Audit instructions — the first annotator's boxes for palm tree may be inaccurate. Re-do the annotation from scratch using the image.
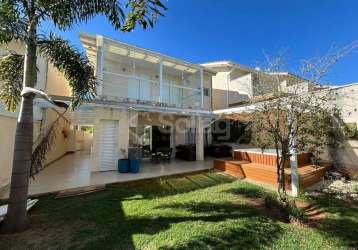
[0,0,166,233]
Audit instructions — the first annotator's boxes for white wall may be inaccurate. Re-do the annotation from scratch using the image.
[329,84,358,177]
[229,71,253,103]
[212,71,230,110]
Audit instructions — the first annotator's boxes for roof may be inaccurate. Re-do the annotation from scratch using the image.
[202,60,306,82]
[80,33,216,75]
[201,60,261,74]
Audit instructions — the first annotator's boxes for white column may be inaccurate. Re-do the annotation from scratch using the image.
[96,35,104,97]
[226,71,230,108]
[200,68,204,108]
[288,112,299,197]
[196,116,204,161]
[159,59,163,103]
[171,126,176,154]
[118,110,130,159]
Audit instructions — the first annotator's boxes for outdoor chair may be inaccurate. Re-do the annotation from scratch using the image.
[151,150,162,163]
[161,148,173,161]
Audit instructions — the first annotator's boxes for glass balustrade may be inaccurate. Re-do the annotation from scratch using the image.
[102,72,202,108]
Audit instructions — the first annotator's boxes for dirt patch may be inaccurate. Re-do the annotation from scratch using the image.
[295,200,327,227]
[243,197,327,227]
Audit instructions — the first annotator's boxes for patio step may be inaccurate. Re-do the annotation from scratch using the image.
[55,185,106,198]
[185,174,218,188]
[163,173,235,193]
[166,177,200,192]
[203,172,237,183]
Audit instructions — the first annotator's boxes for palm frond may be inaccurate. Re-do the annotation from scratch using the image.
[31,109,68,177]
[36,0,166,32]
[122,0,167,31]
[0,52,24,111]
[38,34,97,108]
[37,0,125,30]
[0,0,28,43]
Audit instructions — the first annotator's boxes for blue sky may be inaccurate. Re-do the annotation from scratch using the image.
[42,0,358,84]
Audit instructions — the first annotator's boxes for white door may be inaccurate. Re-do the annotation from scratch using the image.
[100,120,119,171]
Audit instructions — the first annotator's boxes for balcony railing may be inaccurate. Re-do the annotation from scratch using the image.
[102,72,201,108]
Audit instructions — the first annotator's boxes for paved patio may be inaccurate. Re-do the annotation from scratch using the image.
[1,151,213,198]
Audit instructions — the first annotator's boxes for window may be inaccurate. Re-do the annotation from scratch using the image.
[204,88,210,97]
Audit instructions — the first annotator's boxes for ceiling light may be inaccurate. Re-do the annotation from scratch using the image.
[129,50,146,59]
[107,45,128,56]
[163,61,175,67]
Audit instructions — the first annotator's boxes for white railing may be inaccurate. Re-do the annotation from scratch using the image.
[102,71,202,108]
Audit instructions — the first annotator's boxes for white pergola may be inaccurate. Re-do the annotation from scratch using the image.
[80,33,211,109]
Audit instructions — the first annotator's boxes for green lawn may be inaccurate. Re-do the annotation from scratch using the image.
[0,172,357,250]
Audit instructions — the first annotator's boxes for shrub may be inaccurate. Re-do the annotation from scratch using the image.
[264,194,305,223]
[264,194,278,209]
[287,202,305,222]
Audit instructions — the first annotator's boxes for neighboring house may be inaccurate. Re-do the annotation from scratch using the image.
[202,61,311,110]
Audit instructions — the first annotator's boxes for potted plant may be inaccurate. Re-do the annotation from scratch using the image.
[128,147,142,173]
[118,148,129,173]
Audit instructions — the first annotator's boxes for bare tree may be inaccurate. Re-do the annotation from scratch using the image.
[248,43,357,203]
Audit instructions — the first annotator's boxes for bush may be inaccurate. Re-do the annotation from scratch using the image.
[287,202,305,222]
[264,194,278,209]
[344,123,357,139]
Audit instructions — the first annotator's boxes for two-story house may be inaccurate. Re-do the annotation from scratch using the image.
[76,33,215,171]
[0,34,215,193]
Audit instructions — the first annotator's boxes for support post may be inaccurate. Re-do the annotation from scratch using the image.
[288,112,299,197]
[96,35,104,97]
[200,68,204,108]
[159,59,163,103]
[195,116,204,161]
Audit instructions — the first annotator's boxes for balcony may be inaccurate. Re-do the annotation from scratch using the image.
[79,34,208,110]
[102,72,202,108]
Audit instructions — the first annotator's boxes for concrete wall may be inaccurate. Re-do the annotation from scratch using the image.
[328,84,358,177]
[212,71,230,110]
[46,64,72,97]
[42,109,72,164]
[0,41,48,91]
[0,115,42,191]
[0,116,17,190]
[229,71,253,101]
[211,69,253,110]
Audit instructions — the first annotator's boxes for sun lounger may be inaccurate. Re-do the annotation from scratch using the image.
[0,199,38,222]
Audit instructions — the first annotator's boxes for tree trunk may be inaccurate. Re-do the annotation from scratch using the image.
[276,145,287,203]
[1,21,37,233]
[277,149,287,203]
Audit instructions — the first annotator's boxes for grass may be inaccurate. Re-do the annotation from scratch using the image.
[0,172,357,250]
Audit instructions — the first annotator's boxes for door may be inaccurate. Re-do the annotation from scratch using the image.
[100,120,119,171]
[152,126,171,150]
